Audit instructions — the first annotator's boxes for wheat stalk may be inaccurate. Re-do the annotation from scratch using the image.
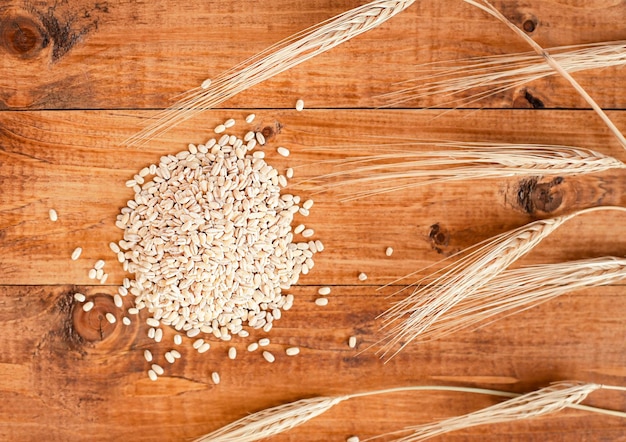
[464,0,626,151]
[195,383,626,442]
[125,0,415,146]
[377,206,626,359]
[301,141,625,201]
[377,41,626,108]
[372,382,614,441]
[417,256,626,341]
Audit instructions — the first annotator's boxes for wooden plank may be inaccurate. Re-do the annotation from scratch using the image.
[1,0,626,439]
[0,283,624,441]
[1,109,625,286]
[0,1,625,110]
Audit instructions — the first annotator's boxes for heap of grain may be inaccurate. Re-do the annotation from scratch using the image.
[115,127,319,341]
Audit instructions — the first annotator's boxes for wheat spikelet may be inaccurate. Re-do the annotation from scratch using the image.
[377,41,626,108]
[194,395,349,442]
[303,142,625,201]
[419,256,626,341]
[376,382,602,441]
[464,0,626,151]
[377,206,626,359]
[125,0,415,146]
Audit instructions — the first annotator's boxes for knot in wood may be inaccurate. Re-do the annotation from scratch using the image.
[72,294,119,342]
[0,15,47,58]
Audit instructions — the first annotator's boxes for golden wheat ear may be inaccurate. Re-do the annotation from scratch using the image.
[193,395,349,442]
[377,206,626,359]
[369,382,608,442]
[376,41,626,108]
[302,142,625,201]
[124,0,416,146]
[418,256,626,341]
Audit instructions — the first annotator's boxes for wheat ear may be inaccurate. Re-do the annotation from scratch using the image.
[125,0,415,146]
[417,256,626,341]
[372,382,607,441]
[464,0,626,151]
[195,383,626,442]
[377,206,626,359]
[194,395,349,442]
[377,41,626,108]
[302,141,625,201]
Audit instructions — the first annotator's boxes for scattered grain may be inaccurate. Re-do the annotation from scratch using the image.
[154,328,163,342]
[285,347,300,356]
[114,294,123,308]
[294,224,305,234]
[99,273,108,284]
[88,269,97,279]
[94,259,105,270]
[73,293,86,302]
[48,209,58,222]
[302,229,314,238]
[148,369,158,381]
[211,372,221,384]
[214,124,226,134]
[255,131,266,145]
[148,328,156,339]
[262,351,275,363]
[247,343,259,352]
[258,338,270,347]
[286,167,294,179]
[277,146,290,157]
[170,350,181,359]
[109,242,121,254]
[228,347,237,360]
[82,301,94,312]
[144,349,153,362]
[318,287,331,295]
[224,118,236,128]
[198,342,211,353]
[303,199,314,210]
[193,338,205,350]
[71,247,82,261]
[151,364,164,376]
[164,352,175,364]
[122,317,131,325]
[174,334,182,345]
[295,99,305,111]
[315,297,329,306]
[347,436,360,442]
[358,272,368,281]
[385,247,394,257]
[348,336,357,349]
[245,113,255,123]
[186,328,201,338]
[201,78,212,89]
[146,318,160,327]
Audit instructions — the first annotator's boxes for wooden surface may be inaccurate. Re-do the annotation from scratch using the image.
[1,1,625,441]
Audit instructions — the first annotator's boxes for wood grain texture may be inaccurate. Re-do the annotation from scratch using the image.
[1,0,626,441]
[0,0,624,110]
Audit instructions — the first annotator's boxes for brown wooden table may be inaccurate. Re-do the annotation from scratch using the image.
[1,1,625,440]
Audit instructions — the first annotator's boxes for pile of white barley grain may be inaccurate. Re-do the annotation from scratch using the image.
[114,119,321,343]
